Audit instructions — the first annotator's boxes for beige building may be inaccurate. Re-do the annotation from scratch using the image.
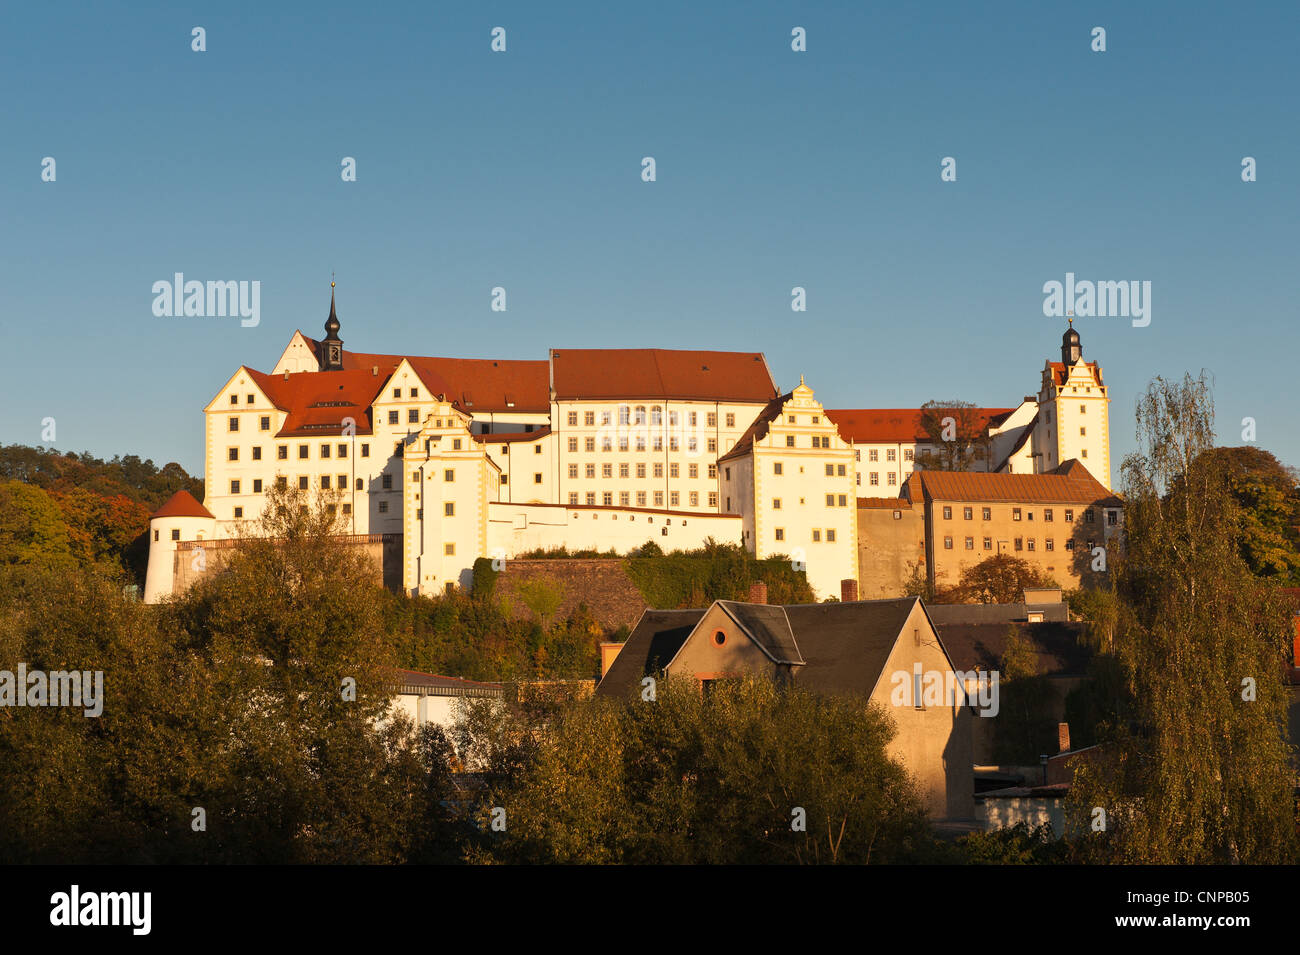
[717,379,859,599]
[596,595,976,821]
[903,460,1124,594]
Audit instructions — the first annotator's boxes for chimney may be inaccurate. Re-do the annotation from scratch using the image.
[1058,722,1071,753]
[372,365,379,376]
[748,581,767,605]
[841,578,858,602]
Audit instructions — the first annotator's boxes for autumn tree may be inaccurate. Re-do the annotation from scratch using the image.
[955,554,1058,604]
[916,400,991,472]
[1066,372,1297,863]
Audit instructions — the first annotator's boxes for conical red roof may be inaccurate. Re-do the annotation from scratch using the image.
[151,490,214,520]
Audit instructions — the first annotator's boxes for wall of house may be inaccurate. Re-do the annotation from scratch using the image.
[171,534,395,594]
[976,795,1065,834]
[487,502,742,558]
[856,503,925,598]
[666,603,788,684]
[869,601,975,821]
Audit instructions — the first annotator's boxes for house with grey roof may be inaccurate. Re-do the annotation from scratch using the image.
[597,595,976,821]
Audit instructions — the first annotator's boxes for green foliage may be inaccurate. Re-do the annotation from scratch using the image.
[993,627,1058,763]
[955,822,1068,864]
[1066,372,1298,864]
[1200,446,1300,583]
[624,539,815,608]
[955,554,1058,604]
[466,677,932,864]
[0,481,77,571]
[471,556,499,599]
[914,400,990,472]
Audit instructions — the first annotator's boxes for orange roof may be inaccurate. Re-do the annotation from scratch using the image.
[151,490,214,520]
[718,393,791,463]
[477,427,551,443]
[1046,361,1100,387]
[248,367,388,437]
[909,460,1121,506]
[826,408,1015,444]
[550,348,777,403]
[300,335,550,414]
[857,496,912,509]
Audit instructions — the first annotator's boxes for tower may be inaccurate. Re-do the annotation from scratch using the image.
[1036,320,1111,488]
[1061,317,1082,365]
[322,280,344,371]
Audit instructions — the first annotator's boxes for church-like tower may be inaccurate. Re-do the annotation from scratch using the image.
[1035,320,1111,487]
[321,281,344,371]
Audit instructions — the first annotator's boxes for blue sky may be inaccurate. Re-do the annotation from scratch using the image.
[4,0,1296,479]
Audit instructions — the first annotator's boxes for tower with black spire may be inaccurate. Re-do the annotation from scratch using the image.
[1061,317,1082,366]
[322,280,344,371]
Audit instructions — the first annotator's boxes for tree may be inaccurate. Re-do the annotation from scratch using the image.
[1066,372,1297,864]
[916,400,990,472]
[1199,446,1300,583]
[0,481,76,570]
[956,554,1057,604]
[993,627,1057,763]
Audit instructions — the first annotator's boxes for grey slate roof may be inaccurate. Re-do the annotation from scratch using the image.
[597,609,705,699]
[716,601,804,665]
[926,601,1070,626]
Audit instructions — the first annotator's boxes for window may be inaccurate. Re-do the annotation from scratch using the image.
[500,474,509,485]
[942,506,952,519]
[1082,449,1089,459]
[382,474,392,490]
[725,413,735,427]
[654,463,664,479]
[637,491,647,506]
[445,469,455,482]
[812,530,821,542]
[584,411,595,426]
[355,478,363,490]
[855,450,861,461]
[277,445,288,460]
[228,447,238,462]
[258,415,271,432]
[253,479,263,493]
[707,438,716,453]
[338,474,346,489]
[869,449,879,462]
[321,475,331,489]
[1027,538,1036,552]
[603,463,613,479]
[534,473,542,484]
[1065,539,1075,550]
[618,405,630,425]
[983,537,992,550]
[1044,508,1053,522]
[408,409,420,424]
[585,437,596,452]
[669,491,679,507]
[1080,426,1086,436]
[361,444,369,458]
[689,491,699,507]
[604,492,614,506]
[1012,508,1022,521]
[1108,510,1118,526]
[887,473,897,486]
[688,464,698,479]
[621,491,631,506]
[773,498,782,510]
[620,437,630,452]
[321,444,331,459]
[569,492,579,505]
[775,462,784,475]
[870,473,879,486]
[567,411,578,427]
[1014,537,1023,551]
[964,536,974,550]
[904,448,914,461]
[962,506,972,520]
[1046,538,1055,551]
[636,436,647,452]
[299,445,309,459]
[826,494,835,507]
[299,476,309,490]
[775,528,785,541]
[230,479,241,494]
[838,494,847,506]
[276,477,287,489]
[444,502,455,517]
[1065,509,1075,522]
[1085,508,1096,523]
[670,463,679,479]
[337,443,348,459]
[392,388,401,399]
[944,536,953,550]
[388,410,399,425]
[887,449,896,462]
[568,437,579,453]
[228,416,239,432]
[651,407,662,425]
[707,412,717,427]
[786,435,795,447]
[229,394,238,406]
[708,491,717,507]
[637,463,647,479]
[827,529,836,542]
[378,500,389,514]
[444,543,456,556]
[586,492,596,505]
[171,528,181,541]
[568,464,579,479]
[826,464,834,477]
[603,437,613,452]
[837,464,846,476]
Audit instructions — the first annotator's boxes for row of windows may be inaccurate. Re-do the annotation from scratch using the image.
[564,490,721,508]
[226,441,372,461]
[771,495,850,509]
[853,448,911,463]
[771,528,838,543]
[564,408,739,428]
[939,505,1114,525]
[865,472,899,487]
[562,462,718,480]
[942,536,1095,552]
[563,435,721,453]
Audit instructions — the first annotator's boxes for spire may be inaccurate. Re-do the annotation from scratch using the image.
[321,278,344,371]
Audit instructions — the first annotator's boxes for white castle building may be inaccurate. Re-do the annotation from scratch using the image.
[145,288,1110,604]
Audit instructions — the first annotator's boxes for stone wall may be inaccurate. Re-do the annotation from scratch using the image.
[173,534,401,594]
[492,558,648,633]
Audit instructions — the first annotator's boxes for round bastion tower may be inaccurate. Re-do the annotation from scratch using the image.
[143,490,217,603]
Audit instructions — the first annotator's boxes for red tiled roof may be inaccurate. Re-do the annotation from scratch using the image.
[477,427,551,443]
[300,335,550,414]
[151,490,214,520]
[911,459,1122,506]
[1046,361,1100,387]
[550,348,777,403]
[826,408,1016,444]
[857,497,911,509]
[248,367,388,437]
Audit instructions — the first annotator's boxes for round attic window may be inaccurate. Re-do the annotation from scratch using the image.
[713,631,726,647]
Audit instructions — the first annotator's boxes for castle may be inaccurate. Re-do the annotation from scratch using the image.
[144,288,1117,604]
